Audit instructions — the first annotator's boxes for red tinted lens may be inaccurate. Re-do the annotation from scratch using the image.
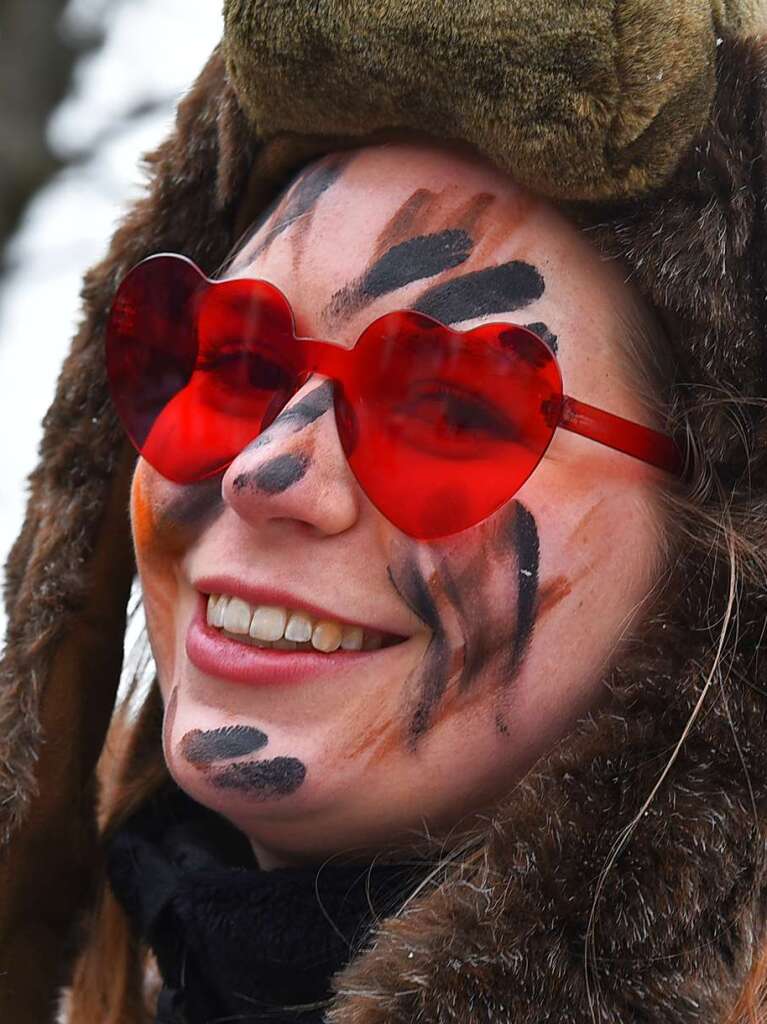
[342,312,562,538]
[106,255,302,482]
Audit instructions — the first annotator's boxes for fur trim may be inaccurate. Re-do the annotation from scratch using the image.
[223,0,761,201]
[327,547,767,1021]
[579,36,767,442]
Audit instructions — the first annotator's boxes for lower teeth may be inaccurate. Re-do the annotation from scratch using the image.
[217,628,374,653]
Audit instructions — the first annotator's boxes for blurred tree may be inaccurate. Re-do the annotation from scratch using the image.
[0,0,102,270]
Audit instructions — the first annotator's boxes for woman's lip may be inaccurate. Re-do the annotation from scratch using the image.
[186,592,411,687]
[192,573,410,640]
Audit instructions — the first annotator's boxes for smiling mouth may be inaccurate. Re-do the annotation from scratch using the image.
[204,592,408,655]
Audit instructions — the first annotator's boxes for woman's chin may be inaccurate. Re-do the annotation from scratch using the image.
[165,736,317,822]
[165,759,375,868]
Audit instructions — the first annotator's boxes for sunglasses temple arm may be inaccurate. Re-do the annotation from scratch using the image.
[558,396,685,475]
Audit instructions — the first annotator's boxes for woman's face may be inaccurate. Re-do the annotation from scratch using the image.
[131,141,666,868]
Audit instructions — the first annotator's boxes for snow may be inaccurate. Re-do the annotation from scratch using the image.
[0,0,223,645]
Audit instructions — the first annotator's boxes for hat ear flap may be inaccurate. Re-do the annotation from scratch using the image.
[0,47,261,1024]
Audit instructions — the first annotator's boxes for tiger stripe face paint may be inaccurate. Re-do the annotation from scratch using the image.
[134,140,666,869]
[179,724,307,800]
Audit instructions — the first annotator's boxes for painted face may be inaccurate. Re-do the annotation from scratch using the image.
[131,140,666,869]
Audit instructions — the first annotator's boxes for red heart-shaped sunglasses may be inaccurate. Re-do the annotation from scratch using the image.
[105,253,683,540]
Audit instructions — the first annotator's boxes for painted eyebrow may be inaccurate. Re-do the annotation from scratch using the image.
[360,230,473,299]
[324,229,474,323]
[411,261,545,325]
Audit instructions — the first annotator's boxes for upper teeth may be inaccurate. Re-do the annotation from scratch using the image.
[206,594,385,653]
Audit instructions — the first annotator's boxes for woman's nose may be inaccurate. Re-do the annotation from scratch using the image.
[221,375,360,536]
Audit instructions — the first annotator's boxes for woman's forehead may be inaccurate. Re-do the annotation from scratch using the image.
[236,141,538,258]
[228,144,568,338]
[226,150,649,415]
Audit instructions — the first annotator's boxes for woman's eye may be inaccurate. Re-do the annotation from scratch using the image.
[406,385,519,441]
[388,383,521,459]
[197,347,295,391]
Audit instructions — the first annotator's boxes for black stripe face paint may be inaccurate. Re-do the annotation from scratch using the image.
[508,504,540,675]
[525,321,558,354]
[387,560,451,745]
[413,261,545,324]
[244,380,334,453]
[325,229,474,322]
[364,231,474,296]
[233,452,310,495]
[206,759,307,798]
[244,154,352,263]
[151,476,225,541]
[436,549,504,696]
[131,468,226,632]
[180,726,268,766]
[387,501,540,747]
[178,722,307,800]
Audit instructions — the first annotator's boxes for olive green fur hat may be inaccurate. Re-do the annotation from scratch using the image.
[1,2,767,1021]
[225,0,762,201]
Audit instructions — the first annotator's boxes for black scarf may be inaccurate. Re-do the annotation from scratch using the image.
[106,784,426,1024]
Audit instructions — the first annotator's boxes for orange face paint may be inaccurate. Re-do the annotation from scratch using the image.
[130,461,157,554]
[131,464,226,688]
[536,576,573,618]
[130,464,182,682]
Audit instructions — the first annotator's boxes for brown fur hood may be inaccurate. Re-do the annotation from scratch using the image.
[2,2,767,1021]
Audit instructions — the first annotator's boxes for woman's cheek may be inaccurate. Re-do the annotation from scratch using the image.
[131,461,227,686]
[513,482,662,732]
[336,500,542,772]
[129,464,184,685]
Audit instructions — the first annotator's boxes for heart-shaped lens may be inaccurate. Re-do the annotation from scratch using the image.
[107,256,565,539]
[106,254,204,457]
[106,256,303,482]
[343,312,562,538]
